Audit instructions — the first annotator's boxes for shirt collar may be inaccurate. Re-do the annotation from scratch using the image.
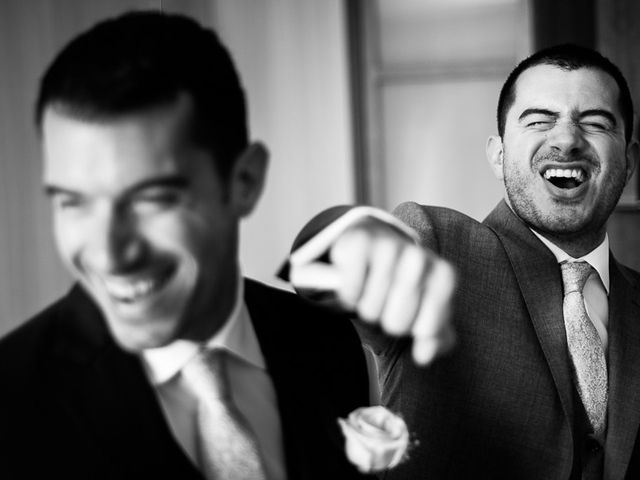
[530,230,610,294]
[140,272,267,385]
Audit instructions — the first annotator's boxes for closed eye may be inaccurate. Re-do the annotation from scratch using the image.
[56,194,85,209]
[130,188,185,212]
[519,108,557,130]
[125,176,189,213]
[579,109,616,132]
[579,118,613,133]
[45,187,86,211]
[525,119,555,131]
[581,122,607,131]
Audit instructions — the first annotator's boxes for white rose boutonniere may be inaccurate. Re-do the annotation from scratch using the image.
[338,405,410,473]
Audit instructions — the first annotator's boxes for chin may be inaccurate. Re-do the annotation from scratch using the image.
[108,317,180,352]
[537,215,596,239]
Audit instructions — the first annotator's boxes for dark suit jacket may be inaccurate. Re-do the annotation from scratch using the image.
[292,200,640,479]
[0,278,371,479]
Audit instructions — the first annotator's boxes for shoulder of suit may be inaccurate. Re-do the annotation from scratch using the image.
[244,277,351,322]
[0,291,68,387]
[0,285,105,370]
[243,277,361,349]
[614,260,640,289]
[0,291,67,352]
[392,201,484,229]
[391,201,489,250]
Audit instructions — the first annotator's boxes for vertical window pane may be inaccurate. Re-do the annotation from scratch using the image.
[381,80,503,219]
[377,0,530,66]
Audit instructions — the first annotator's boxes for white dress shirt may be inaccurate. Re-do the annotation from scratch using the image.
[531,231,610,353]
[141,276,286,480]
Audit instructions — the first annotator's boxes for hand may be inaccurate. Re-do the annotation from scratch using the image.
[290,218,456,365]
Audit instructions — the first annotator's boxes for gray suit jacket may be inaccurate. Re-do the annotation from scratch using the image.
[292,200,640,479]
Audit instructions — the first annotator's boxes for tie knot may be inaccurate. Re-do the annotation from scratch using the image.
[182,349,230,401]
[561,261,594,294]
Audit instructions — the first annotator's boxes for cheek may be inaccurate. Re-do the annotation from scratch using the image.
[596,145,628,179]
[53,216,83,267]
[504,134,546,161]
[140,213,226,262]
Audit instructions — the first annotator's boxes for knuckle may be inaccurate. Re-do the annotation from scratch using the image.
[331,229,368,262]
[357,300,380,323]
[380,312,407,335]
[373,235,401,261]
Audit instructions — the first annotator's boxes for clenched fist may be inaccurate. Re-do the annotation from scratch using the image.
[290,217,456,365]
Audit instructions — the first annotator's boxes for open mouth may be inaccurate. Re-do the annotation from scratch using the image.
[542,168,587,190]
[102,266,175,304]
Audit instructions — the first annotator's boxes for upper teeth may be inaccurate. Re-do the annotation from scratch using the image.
[103,277,157,301]
[543,168,585,182]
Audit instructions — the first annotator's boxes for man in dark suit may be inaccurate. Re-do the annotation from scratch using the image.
[287,45,640,478]
[0,11,371,479]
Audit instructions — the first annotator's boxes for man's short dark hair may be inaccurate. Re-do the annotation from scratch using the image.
[35,10,248,177]
[497,44,634,143]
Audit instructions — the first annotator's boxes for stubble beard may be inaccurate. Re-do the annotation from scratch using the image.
[503,160,626,253]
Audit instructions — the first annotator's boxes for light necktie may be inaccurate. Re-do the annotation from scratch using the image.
[561,261,608,440]
[181,349,267,480]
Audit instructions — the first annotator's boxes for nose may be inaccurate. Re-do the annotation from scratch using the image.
[85,206,146,274]
[547,121,586,156]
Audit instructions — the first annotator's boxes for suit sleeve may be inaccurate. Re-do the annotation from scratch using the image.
[279,205,419,280]
[392,201,441,252]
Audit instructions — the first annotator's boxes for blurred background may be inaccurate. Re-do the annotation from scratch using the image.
[1,0,639,336]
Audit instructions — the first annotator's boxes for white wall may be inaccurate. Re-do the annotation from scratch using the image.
[212,1,355,288]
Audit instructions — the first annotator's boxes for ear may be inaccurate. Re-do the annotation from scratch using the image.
[625,139,639,184]
[228,142,269,217]
[486,135,505,181]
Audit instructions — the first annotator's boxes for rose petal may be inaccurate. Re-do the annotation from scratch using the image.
[338,406,410,473]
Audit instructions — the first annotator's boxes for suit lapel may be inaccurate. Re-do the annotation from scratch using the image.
[244,279,316,479]
[484,201,577,427]
[604,257,640,479]
[247,278,367,480]
[48,286,201,478]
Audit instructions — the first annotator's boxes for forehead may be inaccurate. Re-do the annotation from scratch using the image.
[509,64,622,118]
[42,96,207,190]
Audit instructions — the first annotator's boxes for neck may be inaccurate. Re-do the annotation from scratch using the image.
[183,266,241,343]
[533,228,606,258]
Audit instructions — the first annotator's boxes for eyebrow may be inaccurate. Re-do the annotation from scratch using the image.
[518,108,618,127]
[125,176,190,195]
[518,108,557,121]
[44,185,76,197]
[579,109,617,126]
[44,175,190,198]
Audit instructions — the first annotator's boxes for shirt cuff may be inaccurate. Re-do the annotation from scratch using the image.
[278,206,419,281]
